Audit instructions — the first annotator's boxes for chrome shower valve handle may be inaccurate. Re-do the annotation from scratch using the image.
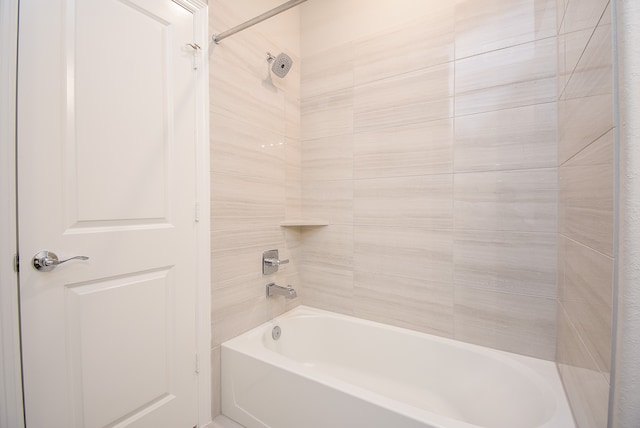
[262,249,289,274]
[32,251,89,272]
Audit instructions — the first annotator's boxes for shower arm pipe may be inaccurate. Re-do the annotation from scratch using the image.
[212,0,308,44]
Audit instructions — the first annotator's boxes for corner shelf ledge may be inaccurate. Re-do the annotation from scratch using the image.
[279,219,328,227]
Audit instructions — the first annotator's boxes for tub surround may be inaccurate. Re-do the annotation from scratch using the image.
[209,0,303,417]
[556,0,614,426]
[298,0,558,360]
[210,1,613,426]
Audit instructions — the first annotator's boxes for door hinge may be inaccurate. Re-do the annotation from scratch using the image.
[194,202,200,223]
[13,254,19,273]
[195,354,200,374]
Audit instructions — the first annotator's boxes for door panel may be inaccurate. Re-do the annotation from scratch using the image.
[18,0,199,427]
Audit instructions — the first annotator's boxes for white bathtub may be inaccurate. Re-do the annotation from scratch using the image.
[221,306,575,428]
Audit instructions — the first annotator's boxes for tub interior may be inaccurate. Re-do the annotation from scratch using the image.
[259,314,554,428]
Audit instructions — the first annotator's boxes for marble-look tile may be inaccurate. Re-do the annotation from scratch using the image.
[557,0,569,32]
[299,263,354,315]
[559,235,613,377]
[561,0,610,34]
[285,138,302,220]
[454,168,557,233]
[210,227,284,285]
[455,0,557,59]
[354,119,453,179]
[354,11,455,85]
[454,286,556,360]
[453,230,557,298]
[301,134,353,181]
[301,179,353,224]
[211,113,286,180]
[455,38,557,116]
[211,173,285,230]
[557,304,610,428]
[354,272,454,338]
[354,226,453,285]
[354,175,454,229]
[558,93,614,165]
[302,43,354,99]
[355,97,453,134]
[557,28,592,97]
[559,130,614,256]
[301,89,353,140]
[211,346,221,418]
[454,103,557,172]
[211,273,293,347]
[354,62,454,132]
[562,24,612,101]
[211,61,286,136]
[300,225,354,270]
[285,95,301,140]
[455,79,557,117]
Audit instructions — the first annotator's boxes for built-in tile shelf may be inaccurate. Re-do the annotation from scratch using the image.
[279,219,329,227]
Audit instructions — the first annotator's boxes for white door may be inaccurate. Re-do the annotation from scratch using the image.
[17,0,201,427]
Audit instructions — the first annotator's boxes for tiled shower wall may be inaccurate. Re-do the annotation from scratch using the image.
[209,0,302,417]
[556,0,614,426]
[298,0,559,360]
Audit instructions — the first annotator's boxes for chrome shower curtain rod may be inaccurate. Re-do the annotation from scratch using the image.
[212,0,308,44]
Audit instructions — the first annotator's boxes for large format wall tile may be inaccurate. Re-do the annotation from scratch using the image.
[301,134,354,181]
[302,43,354,99]
[298,0,561,363]
[454,103,557,172]
[455,0,557,59]
[561,0,610,34]
[211,173,286,230]
[354,119,453,179]
[211,113,286,180]
[559,235,613,378]
[454,286,556,360]
[353,12,455,85]
[354,226,453,285]
[354,63,453,132]
[557,28,592,96]
[558,94,613,165]
[455,38,557,115]
[454,230,557,298]
[301,179,353,224]
[559,130,614,256]
[354,272,454,337]
[301,89,353,140]
[355,175,454,229]
[454,168,557,233]
[557,304,610,428]
[562,23,612,101]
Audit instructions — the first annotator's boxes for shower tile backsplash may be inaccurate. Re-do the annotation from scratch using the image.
[209,0,613,425]
[299,0,558,361]
[556,3,614,425]
[209,0,302,418]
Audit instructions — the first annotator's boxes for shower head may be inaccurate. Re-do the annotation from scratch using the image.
[267,52,293,78]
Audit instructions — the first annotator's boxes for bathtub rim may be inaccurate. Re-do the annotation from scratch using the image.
[221,305,575,428]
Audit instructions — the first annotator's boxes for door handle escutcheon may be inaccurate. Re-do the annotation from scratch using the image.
[32,251,89,272]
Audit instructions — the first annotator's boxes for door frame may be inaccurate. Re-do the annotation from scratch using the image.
[0,0,24,427]
[0,1,212,427]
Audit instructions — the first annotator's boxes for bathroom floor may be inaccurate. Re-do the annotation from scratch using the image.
[212,415,245,428]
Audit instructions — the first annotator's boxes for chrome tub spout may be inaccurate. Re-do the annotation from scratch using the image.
[266,282,297,299]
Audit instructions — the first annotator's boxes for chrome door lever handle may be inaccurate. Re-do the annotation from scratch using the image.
[32,251,89,272]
